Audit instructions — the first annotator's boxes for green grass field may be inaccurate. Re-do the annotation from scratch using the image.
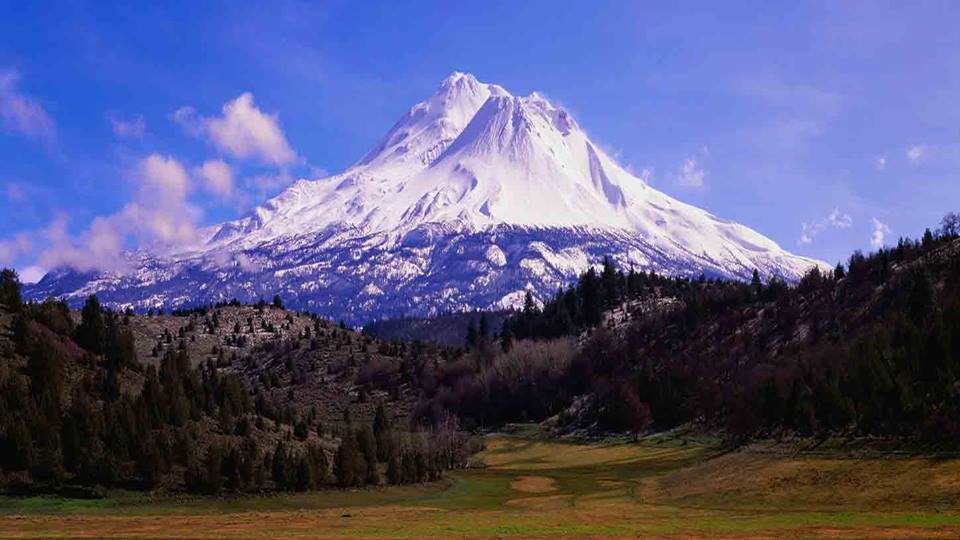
[3,432,960,538]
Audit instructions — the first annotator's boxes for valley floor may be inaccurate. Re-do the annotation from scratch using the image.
[3,433,960,539]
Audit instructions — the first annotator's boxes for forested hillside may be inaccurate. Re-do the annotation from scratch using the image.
[419,214,960,442]
[0,278,475,495]
[363,310,510,348]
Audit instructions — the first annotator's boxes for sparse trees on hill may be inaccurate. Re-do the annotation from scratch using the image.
[0,269,478,496]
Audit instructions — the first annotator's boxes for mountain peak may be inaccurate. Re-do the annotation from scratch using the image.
[211,72,826,276]
[440,71,477,86]
[355,72,508,175]
[31,73,826,323]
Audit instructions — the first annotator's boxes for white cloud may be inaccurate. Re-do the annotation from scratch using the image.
[171,106,202,136]
[798,223,815,245]
[244,171,295,199]
[875,155,886,171]
[798,208,853,245]
[18,265,45,284]
[110,114,146,139]
[0,69,56,145]
[307,164,330,178]
[175,93,297,165]
[235,252,260,272]
[40,214,126,273]
[195,159,234,198]
[906,145,925,164]
[828,208,853,228]
[40,154,201,272]
[871,217,891,249]
[675,158,705,190]
[0,233,32,267]
[121,154,197,245]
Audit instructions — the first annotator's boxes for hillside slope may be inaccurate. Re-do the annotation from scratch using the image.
[0,278,472,495]
[416,224,960,442]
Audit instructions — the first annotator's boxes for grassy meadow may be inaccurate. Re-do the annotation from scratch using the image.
[2,432,960,539]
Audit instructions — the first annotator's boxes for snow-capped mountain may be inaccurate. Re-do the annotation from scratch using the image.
[28,72,824,323]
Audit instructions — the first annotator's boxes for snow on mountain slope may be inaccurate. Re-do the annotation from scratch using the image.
[28,72,826,323]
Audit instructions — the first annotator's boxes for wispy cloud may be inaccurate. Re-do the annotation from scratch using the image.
[174,93,298,166]
[737,76,843,152]
[829,208,853,228]
[906,145,925,164]
[637,168,653,184]
[109,114,146,139]
[675,158,705,191]
[870,217,891,249]
[195,159,234,198]
[799,208,853,245]
[0,233,32,268]
[0,69,56,146]
[243,170,296,202]
[171,106,201,136]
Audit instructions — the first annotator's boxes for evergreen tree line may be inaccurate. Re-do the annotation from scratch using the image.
[501,256,793,344]
[568,218,960,441]
[179,404,453,495]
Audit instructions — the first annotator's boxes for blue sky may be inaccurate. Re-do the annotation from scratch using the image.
[1,1,958,281]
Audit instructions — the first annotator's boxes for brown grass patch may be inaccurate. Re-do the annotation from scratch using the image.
[641,445,960,511]
[510,475,559,493]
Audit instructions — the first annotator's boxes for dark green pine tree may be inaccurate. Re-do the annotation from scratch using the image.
[295,454,316,491]
[204,444,224,494]
[465,318,478,349]
[0,268,23,312]
[106,319,137,372]
[372,404,392,462]
[27,334,65,404]
[522,290,538,316]
[499,326,514,353]
[478,313,490,345]
[580,268,603,326]
[271,441,289,490]
[386,447,402,485]
[600,256,619,308]
[356,425,379,485]
[333,434,359,487]
[308,443,328,486]
[750,269,763,298]
[76,295,107,355]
